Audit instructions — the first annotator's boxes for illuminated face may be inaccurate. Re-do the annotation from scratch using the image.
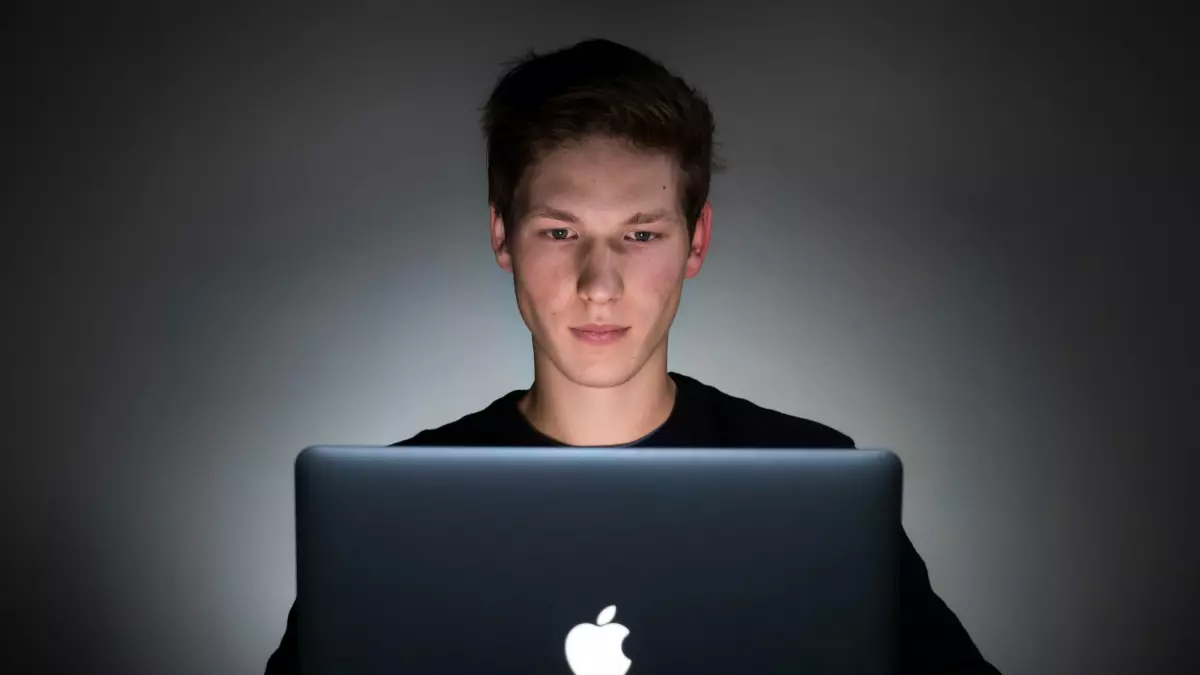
[491,135,711,388]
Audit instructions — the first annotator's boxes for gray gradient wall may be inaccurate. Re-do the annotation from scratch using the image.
[6,4,1196,675]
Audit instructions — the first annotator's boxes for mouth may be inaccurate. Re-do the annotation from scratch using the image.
[570,325,630,345]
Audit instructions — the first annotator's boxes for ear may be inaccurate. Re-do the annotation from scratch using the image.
[684,201,713,279]
[490,204,513,272]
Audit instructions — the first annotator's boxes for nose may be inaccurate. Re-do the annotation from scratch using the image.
[576,239,623,304]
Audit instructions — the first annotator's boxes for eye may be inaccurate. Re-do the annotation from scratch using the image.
[543,228,574,241]
[628,231,658,243]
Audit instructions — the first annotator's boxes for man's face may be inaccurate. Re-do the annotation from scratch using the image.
[491,135,711,388]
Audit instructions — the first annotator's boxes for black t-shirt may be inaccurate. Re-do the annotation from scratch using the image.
[265,372,1001,674]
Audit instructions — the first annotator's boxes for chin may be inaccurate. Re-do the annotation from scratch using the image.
[552,352,644,389]
[575,372,637,389]
[565,363,640,389]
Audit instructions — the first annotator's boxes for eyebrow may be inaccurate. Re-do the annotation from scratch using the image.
[527,206,673,225]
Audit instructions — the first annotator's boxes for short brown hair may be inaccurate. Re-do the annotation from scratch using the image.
[481,39,721,241]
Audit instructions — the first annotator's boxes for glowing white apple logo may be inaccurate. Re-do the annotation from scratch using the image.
[564,605,632,675]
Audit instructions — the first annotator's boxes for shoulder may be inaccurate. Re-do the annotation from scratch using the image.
[674,373,855,448]
[390,390,525,446]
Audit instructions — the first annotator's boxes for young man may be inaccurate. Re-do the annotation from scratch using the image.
[266,39,1001,674]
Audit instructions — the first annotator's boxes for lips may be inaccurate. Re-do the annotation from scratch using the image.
[570,325,630,344]
[573,324,627,333]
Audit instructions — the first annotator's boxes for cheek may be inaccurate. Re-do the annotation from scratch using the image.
[515,249,575,316]
[631,258,685,310]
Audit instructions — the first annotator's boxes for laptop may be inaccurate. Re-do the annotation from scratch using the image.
[294,446,903,675]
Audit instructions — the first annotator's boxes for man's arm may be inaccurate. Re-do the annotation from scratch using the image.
[266,433,435,674]
[264,602,297,675]
[787,424,999,673]
[898,529,1002,674]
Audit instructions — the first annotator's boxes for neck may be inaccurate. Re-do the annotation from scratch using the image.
[518,345,677,447]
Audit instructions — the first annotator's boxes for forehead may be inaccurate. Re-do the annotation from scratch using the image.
[524,136,682,210]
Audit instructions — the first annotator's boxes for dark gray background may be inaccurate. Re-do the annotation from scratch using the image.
[5,3,1196,675]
